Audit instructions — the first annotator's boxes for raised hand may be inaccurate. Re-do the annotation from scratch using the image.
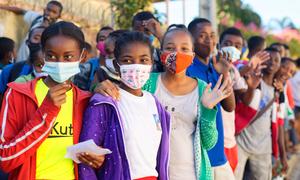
[273,78,284,92]
[249,51,270,70]
[143,18,164,41]
[201,75,233,109]
[212,51,231,75]
[245,65,263,89]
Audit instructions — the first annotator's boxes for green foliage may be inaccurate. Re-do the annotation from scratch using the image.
[217,0,261,27]
[111,0,152,29]
[243,31,300,58]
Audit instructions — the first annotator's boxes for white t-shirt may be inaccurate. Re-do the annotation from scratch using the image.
[155,75,198,180]
[223,65,247,148]
[291,71,300,107]
[17,11,43,62]
[117,88,162,179]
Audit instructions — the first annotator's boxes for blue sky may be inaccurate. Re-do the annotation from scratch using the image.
[243,0,300,28]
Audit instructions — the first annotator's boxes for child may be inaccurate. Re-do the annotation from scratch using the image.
[143,28,231,180]
[0,21,91,179]
[235,47,282,180]
[78,31,170,180]
[15,46,47,82]
[91,30,128,90]
[93,28,233,180]
[0,37,15,73]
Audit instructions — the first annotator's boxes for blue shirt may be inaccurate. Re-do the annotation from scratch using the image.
[0,63,32,94]
[187,57,227,167]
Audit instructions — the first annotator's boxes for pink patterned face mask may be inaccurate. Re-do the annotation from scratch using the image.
[96,41,107,56]
[119,64,152,89]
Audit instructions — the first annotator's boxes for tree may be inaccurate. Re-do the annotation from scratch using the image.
[217,0,261,27]
[110,0,152,29]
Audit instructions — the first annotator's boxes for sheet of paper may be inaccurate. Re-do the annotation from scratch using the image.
[65,139,112,163]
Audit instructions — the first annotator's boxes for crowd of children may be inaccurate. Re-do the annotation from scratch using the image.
[0,1,300,180]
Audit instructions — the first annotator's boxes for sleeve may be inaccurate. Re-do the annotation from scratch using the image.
[232,66,247,90]
[0,65,13,94]
[286,81,295,109]
[154,97,170,180]
[23,11,40,25]
[198,80,218,150]
[78,102,110,180]
[142,73,160,94]
[0,88,60,172]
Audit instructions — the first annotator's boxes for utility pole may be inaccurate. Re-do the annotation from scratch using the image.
[166,0,170,25]
[182,0,186,25]
[199,0,217,31]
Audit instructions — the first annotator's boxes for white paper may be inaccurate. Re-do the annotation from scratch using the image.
[65,139,112,163]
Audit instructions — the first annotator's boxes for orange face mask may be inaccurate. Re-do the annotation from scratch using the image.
[161,52,194,74]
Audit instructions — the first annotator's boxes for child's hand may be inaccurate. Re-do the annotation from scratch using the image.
[273,78,284,92]
[77,152,105,169]
[249,51,270,70]
[47,83,71,107]
[201,75,233,109]
[280,157,289,174]
[212,51,231,75]
[245,65,263,89]
[143,18,164,41]
[94,80,120,100]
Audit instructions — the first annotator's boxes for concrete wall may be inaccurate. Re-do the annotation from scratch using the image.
[0,0,112,53]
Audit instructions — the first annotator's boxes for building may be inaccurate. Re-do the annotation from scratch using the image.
[153,0,217,30]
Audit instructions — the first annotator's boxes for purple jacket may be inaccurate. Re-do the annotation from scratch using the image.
[79,93,170,180]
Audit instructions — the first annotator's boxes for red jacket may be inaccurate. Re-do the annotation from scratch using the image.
[0,78,91,180]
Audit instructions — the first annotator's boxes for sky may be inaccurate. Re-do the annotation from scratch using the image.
[242,0,300,28]
[154,0,300,28]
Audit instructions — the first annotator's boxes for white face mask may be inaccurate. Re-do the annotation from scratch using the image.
[42,61,80,83]
[221,46,241,62]
[105,58,117,73]
[33,68,48,78]
[9,54,15,64]
[41,50,83,83]
[119,64,152,89]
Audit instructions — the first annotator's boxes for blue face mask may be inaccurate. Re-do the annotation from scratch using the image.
[149,34,155,44]
[41,51,83,83]
[42,61,80,83]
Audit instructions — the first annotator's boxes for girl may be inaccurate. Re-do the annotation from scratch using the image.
[0,21,91,179]
[90,30,128,91]
[95,28,233,180]
[78,31,170,180]
[15,45,47,82]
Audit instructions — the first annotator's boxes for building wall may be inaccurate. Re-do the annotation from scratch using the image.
[0,0,112,52]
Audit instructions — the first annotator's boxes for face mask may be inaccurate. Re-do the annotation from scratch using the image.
[96,41,107,56]
[27,41,40,51]
[105,58,117,73]
[221,46,241,62]
[42,61,80,83]
[119,64,152,89]
[42,51,83,83]
[149,34,155,44]
[9,56,15,64]
[33,68,48,78]
[161,52,194,74]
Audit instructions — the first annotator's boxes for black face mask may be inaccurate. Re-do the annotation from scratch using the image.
[27,41,41,52]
